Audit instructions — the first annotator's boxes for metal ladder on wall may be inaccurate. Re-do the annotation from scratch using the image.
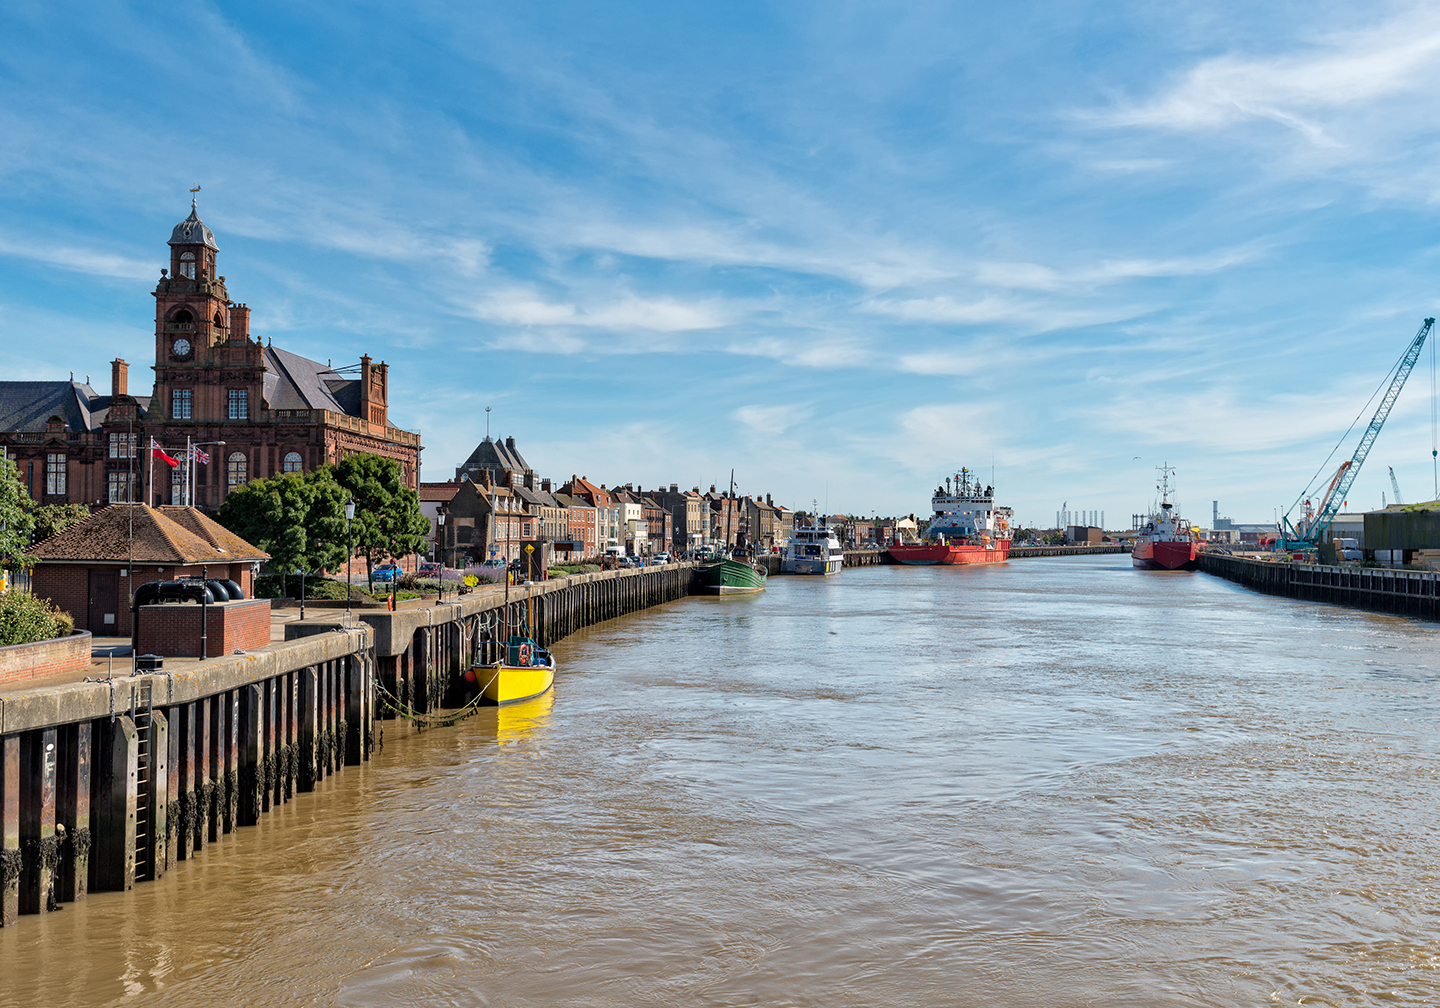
[132,680,155,882]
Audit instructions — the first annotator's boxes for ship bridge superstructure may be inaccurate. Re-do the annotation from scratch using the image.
[928,468,1011,541]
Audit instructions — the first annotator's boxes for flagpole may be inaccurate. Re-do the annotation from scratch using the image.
[147,439,154,508]
[186,435,193,507]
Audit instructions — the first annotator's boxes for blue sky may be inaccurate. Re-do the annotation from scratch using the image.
[4,1,1440,528]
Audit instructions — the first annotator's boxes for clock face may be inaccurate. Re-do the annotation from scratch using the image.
[173,338,192,357]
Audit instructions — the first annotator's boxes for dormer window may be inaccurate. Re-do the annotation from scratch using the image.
[179,252,196,279]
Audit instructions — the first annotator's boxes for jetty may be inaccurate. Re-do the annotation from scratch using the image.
[0,563,693,926]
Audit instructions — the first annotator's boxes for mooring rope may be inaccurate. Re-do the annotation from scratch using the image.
[375,666,501,728]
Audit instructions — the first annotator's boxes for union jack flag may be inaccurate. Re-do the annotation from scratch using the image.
[192,446,211,465]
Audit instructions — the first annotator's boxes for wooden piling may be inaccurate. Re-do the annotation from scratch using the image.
[55,721,90,903]
[91,715,137,892]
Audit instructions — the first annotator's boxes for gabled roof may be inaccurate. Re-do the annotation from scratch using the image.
[514,486,560,508]
[560,477,616,508]
[31,504,269,564]
[552,492,594,510]
[458,436,532,477]
[419,482,462,503]
[262,346,353,413]
[0,380,105,433]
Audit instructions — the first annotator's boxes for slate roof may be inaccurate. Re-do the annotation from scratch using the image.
[457,436,532,480]
[31,504,269,564]
[552,493,594,510]
[419,482,462,502]
[169,203,218,251]
[262,346,357,414]
[513,486,557,508]
[0,381,104,432]
[0,379,153,434]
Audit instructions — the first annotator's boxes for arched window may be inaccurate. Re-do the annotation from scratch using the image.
[179,252,196,279]
[282,452,303,473]
[227,452,248,487]
[173,309,193,324]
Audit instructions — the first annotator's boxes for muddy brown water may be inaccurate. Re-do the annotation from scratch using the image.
[4,556,1440,1007]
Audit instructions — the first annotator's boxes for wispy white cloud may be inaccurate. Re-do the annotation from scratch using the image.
[864,294,1147,332]
[471,289,731,333]
[974,249,1259,292]
[0,234,154,280]
[1090,8,1440,144]
[734,404,812,435]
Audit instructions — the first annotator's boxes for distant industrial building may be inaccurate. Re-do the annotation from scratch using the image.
[1210,500,1277,545]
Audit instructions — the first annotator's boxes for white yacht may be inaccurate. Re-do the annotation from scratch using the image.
[781,521,845,575]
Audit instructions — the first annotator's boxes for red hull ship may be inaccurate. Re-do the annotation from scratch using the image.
[1131,538,1199,570]
[1132,464,1199,570]
[888,539,1012,565]
[888,468,1014,566]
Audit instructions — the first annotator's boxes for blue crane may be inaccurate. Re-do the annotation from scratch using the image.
[1389,466,1404,506]
[1280,317,1435,550]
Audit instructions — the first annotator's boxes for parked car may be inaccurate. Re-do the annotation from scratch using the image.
[418,562,442,576]
[372,564,403,582]
[652,553,671,564]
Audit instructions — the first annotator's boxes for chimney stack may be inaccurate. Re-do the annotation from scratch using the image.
[229,304,251,343]
[111,358,128,397]
[506,436,516,450]
[670,483,678,493]
[524,471,535,490]
[541,478,552,493]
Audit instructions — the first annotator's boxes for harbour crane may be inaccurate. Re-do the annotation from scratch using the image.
[1389,466,1404,507]
[1280,317,1434,550]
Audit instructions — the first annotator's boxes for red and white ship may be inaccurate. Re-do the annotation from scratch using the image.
[888,468,1013,565]
[1132,464,1199,570]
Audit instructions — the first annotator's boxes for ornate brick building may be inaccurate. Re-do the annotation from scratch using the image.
[0,202,421,510]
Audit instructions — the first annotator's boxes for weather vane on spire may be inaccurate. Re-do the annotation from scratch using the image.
[189,184,201,209]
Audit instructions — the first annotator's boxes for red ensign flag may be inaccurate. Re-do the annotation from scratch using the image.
[150,438,180,468]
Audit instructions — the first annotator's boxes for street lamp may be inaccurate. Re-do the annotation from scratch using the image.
[344,498,356,624]
[435,507,446,605]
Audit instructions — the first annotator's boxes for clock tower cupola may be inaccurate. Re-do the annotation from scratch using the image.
[153,200,261,427]
[154,198,231,364]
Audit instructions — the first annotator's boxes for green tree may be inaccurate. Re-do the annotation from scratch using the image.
[31,503,91,543]
[330,454,430,590]
[0,454,36,571]
[217,470,351,578]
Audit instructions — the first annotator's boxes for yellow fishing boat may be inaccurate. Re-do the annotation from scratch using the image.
[472,635,555,705]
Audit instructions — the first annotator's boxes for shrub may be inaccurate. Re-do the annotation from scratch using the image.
[0,592,73,647]
[253,575,358,600]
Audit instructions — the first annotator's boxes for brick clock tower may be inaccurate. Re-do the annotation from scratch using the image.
[0,200,421,513]
[152,200,264,437]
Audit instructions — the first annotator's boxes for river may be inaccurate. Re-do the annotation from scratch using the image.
[4,555,1440,1007]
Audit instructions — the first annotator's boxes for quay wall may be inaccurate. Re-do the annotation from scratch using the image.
[1009,544,1127,558]
[1201,552,1440,620]
[0,563,697,928]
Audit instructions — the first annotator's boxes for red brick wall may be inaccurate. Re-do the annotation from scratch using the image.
[0,631,92,685]
[33,561,258,635]
[136,598,271,658]
[31,565,90,631]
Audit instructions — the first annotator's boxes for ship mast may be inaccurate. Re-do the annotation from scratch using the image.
[1157,463,1175,510]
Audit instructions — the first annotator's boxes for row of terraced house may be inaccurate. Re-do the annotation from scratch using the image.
[423,434,794,566]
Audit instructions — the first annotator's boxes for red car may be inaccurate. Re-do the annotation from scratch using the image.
[419,562,442,576]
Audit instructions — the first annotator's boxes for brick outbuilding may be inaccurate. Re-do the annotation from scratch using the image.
[29,503,269,635]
